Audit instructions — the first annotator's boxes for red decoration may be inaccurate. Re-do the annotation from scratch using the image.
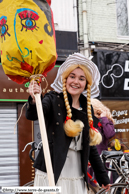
[64,116,71,123]
[21,61,33,74]
[89,121,99,133]
[98,122,102,128]
[39,40,43,44]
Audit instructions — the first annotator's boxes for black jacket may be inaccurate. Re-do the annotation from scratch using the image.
[26,91,109,186]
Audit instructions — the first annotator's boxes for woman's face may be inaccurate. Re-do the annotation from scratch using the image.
[66,68,86,98]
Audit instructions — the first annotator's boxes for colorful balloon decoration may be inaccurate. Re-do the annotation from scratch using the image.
[0,0,57,84]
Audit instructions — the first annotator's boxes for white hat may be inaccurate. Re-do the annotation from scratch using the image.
[51,53,100,98]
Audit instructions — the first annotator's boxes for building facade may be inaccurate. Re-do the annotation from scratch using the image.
[78,0,129,150]
[78,0,129,48]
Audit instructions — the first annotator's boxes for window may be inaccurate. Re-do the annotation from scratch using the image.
[0,104,19,188]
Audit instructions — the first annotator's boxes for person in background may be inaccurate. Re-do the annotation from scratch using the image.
[87,99,115,189]
[91,99,115,155]
[26,53,110,194]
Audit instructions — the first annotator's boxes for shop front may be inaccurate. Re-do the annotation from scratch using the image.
[93,49,129,150]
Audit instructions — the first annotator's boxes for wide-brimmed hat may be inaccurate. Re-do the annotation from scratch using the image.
[51,53,100,98]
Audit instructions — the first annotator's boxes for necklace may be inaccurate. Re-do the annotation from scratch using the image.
[78,107,83,110]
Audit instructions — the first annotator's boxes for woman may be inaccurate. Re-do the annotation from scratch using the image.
[91,99,115,155]
[26,53,110,193]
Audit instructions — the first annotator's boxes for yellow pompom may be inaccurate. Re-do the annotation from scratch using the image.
[64,120,84,137]
[115,139,121,151]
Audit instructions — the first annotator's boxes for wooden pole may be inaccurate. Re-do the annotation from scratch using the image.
[35,93,55,194]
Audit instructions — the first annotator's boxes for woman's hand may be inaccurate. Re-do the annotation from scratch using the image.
[102,184,110,191]
[29,80,42,103]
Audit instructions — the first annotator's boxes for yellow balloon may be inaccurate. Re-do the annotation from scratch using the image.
[0,0,57,84]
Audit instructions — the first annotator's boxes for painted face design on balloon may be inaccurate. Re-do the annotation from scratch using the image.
[18,9,39,32]
[0,16,11,41]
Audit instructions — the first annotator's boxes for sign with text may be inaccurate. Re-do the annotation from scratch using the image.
[97,50,129,99]
[102,100,129,149]
[0,65,59,101]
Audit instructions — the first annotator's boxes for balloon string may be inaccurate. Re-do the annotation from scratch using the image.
[32,79,35,100]
[42,76,48,93]
[14,102,27,134]
[13,74,48,135]
[30,74,48,94]
[30,74,43,80]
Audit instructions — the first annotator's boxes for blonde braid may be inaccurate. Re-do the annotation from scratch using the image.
[63,79,84,137]
[87,84,102,146]
[63,79,72,118]
[87,84,92,123]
